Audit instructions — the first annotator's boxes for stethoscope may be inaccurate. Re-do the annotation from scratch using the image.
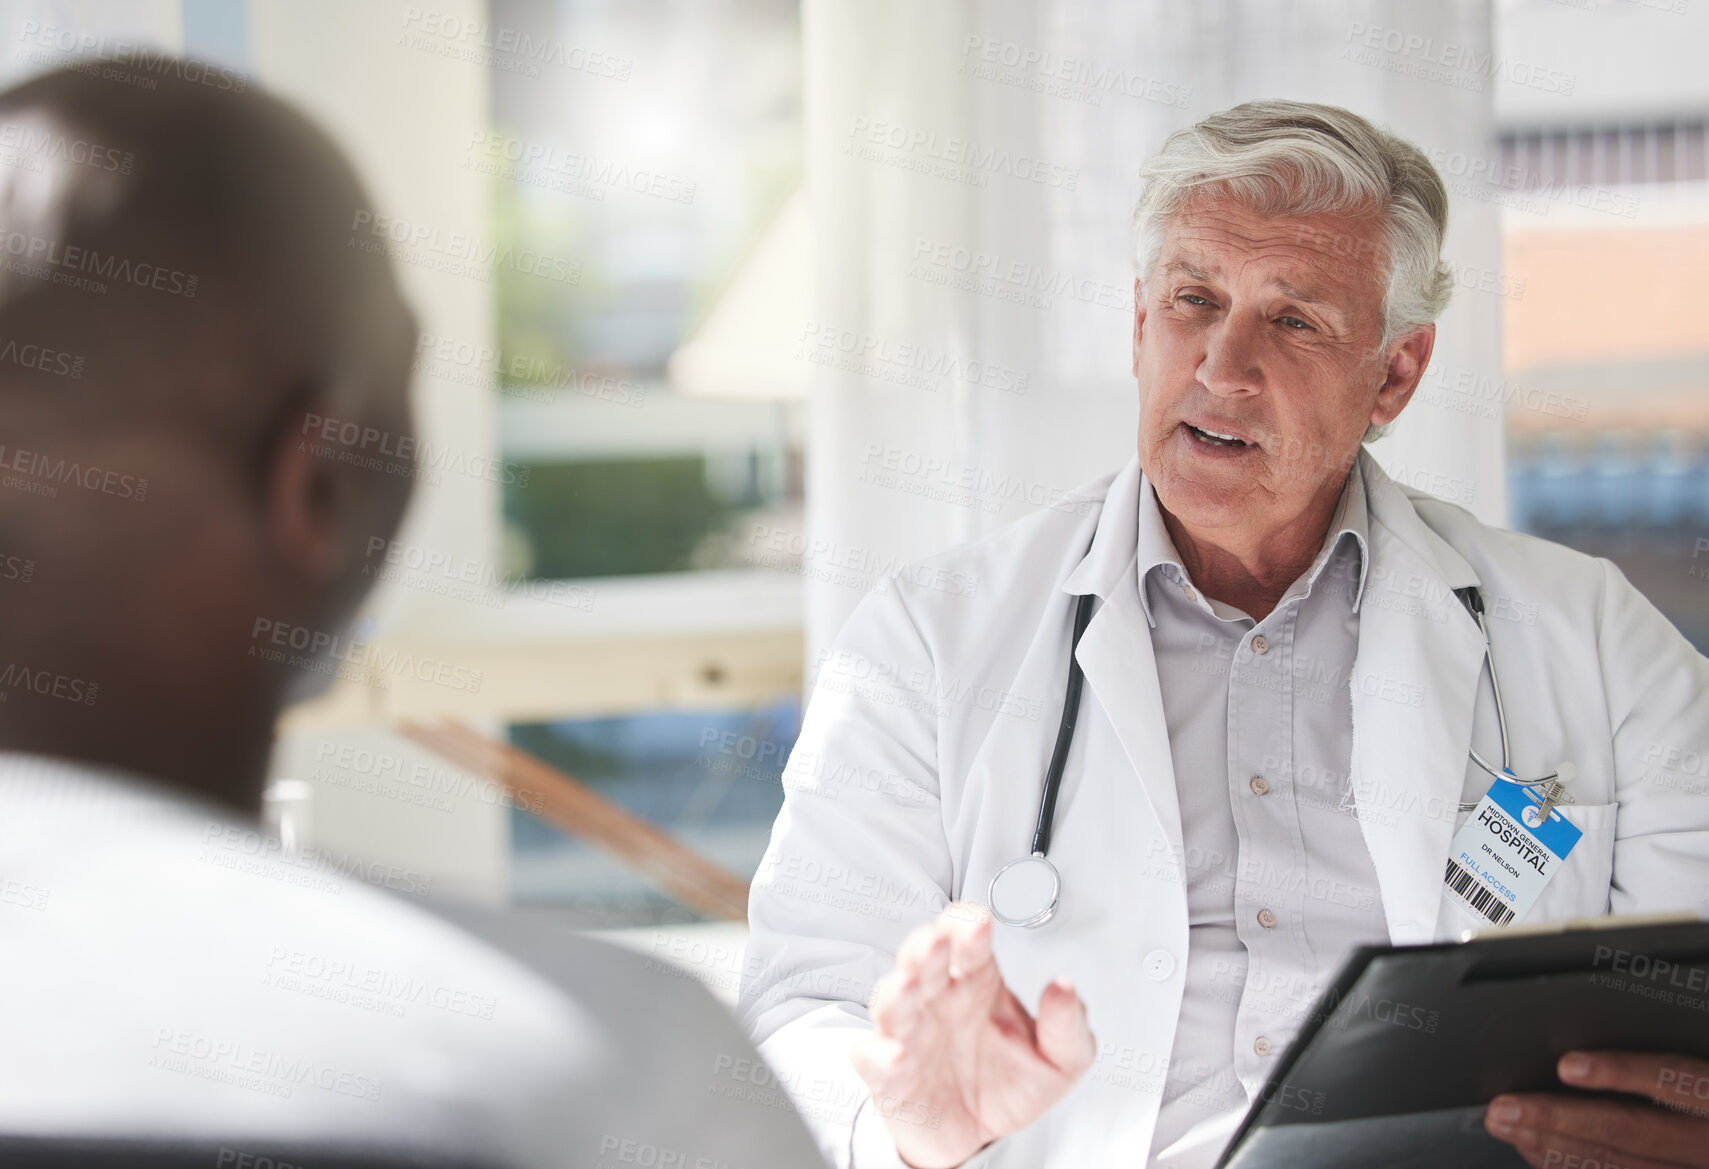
[988,592,1096,929]
[1451,586,1576,812]
[986,585,1574,929]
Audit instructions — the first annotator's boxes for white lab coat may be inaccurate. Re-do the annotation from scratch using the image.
[739,450,1709,1169]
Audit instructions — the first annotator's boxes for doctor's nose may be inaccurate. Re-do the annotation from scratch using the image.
[1196,315,1264,398]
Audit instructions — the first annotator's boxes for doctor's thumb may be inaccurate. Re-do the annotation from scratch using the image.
[1034,977,1096,1077]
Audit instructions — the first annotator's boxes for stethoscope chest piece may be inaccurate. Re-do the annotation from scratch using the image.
[989,852,1061,928]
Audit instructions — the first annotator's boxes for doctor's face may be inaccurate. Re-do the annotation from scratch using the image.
[1131,196,1433,543]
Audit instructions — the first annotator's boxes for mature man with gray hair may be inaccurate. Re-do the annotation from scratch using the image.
[740,100,1709,1168]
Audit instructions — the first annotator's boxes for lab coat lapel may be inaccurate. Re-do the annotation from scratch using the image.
[1062,459,1185,858]
[1349,452,1486,945]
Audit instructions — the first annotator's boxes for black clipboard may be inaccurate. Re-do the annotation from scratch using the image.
[1215,915,1709,1169]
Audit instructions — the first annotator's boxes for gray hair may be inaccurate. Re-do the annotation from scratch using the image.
[1132,100,1453,440]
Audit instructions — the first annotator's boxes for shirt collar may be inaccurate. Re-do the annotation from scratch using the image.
[1134,461,1371,627]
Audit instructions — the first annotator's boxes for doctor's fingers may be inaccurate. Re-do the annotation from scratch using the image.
[1033,978,1096,1077]
[1496,1124,1691,1169]
[868,965,930,1041]
[895,920,956,1000]
[870,948,970,1042]
[1488,1093,1709,1168]
[940,902,997,980]
[850,1034,909,1091]
[1558,1051,1709,1111]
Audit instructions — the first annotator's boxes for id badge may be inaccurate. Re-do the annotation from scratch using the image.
[1444,778,1582,927]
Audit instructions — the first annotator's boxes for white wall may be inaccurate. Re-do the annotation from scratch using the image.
[0,0,513,903]
[246,0,511,905]
[802,0,1506,658]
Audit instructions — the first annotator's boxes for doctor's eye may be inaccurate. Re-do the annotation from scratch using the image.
[1277,315,1312,331]
[1179,293,1213,308]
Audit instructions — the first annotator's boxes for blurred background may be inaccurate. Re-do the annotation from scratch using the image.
[7,0,1704,999]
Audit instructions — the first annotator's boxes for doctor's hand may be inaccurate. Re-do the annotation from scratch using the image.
[1486,1051,1709,1168]
[850,903,1096,1169]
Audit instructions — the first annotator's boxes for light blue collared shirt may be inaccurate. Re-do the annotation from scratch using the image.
[1137,464,1391,1168]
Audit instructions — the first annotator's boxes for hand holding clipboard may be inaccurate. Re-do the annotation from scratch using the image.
[1217,915,1709,1169]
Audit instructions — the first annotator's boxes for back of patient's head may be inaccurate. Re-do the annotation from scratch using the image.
[0,64,417,811]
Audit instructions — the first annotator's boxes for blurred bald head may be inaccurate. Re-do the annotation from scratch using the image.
[0,64,413,446]
[0,63,419,811]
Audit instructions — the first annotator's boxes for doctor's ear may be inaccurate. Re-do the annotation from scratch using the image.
[1131,279,1148,379]
[1370,323,1435,427]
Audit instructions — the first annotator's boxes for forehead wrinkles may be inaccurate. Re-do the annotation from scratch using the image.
[1165,217,1372,291]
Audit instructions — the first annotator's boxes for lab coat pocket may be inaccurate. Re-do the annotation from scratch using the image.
[1526,801,1618,921]
[1434,802,1619,938]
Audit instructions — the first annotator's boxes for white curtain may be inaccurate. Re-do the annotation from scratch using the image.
[803,0,1503,658]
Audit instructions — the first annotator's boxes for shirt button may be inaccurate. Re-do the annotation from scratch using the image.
[1251,634,1270,655]
[1183,585,1198,602]
[1142,949,1177,981]
[1249,775,1270,796]
[1257,908,1277,929]
[1254,1036,1273,1056]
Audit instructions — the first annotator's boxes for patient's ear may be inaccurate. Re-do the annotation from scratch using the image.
[264,403,352,584]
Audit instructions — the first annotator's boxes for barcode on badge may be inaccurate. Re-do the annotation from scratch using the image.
[1445,858,1515,927]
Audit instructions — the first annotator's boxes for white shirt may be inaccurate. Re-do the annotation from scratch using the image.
[0,751,830,1168]
[1136,466,1390,1167]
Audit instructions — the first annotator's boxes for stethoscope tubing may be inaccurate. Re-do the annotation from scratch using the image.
[1455,586,1565,810]
[997,584,1574,926]
[1030,592,1098,857]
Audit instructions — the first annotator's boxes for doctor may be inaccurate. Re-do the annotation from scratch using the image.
[739,99,1709,1169]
